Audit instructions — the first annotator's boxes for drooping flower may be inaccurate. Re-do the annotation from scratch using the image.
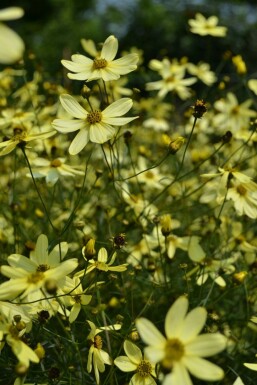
[86,320,121,384]
[52,94,138,155]
[188,13,227,37]
[62,35,139,82]
[136,296,227,385]
[114,340,157,385]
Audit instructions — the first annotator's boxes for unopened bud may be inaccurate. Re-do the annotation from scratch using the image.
[160,214,172,236]
[168,136,185,154]
[82,238,96,260]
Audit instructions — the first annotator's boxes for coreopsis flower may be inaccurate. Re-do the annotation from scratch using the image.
[0,316,39,367]
[136,296,227,385]
[146,59,196,100]
[87,320,121,384]
[0,234,78,300]
[77,247,128,277]
[187,62,217,86]
[114,340,157,385]
[61,276,92,323]
[28,157,84,185]
[188,13,227,37]
[213,92,256,133]
[52,95,138,155]
[201,167,257,218]
[62,35,139,82]
[0,126,56,156]
[188,254,239,287]
[0,7,25,64]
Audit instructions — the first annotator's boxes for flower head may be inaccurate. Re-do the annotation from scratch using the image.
[188,13,227,37]
[0,234,78,300]
[114,340,157,385]
[62,35,139,82]
[52,94,138,155]
[136,296,227,385]
[87,320,121,384]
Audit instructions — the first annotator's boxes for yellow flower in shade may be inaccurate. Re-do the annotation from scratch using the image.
[0,316,39,367]
[29,157,84,185]
[0,126,55,156]
[52,94,138,155]
[188,13,227,37]
[87,320,121,384]
[136,296,227,385]
[114,340,157,385]
[213,92,256,133]
[0,234,78,300]
[76,247,128,277]
[61,276,92,323]
[146,61,196,100]
[62,35,139,82]
[0,7,25,64]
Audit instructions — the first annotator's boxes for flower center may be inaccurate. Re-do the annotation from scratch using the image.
[162,338,185,369]
[137,359,152,377]
[94,335,103,349]
[51,159,62,167]
[37,264,50,272]
[73,294,81,303]
[236,184,247,196]
[27,271,45,283]
[93,58,107,69]
[87,110,102,124]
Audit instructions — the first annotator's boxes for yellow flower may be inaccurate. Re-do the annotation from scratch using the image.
[188,13,227,37]
[0,234,78,300]
[62,35,139,82]
[77,247,128,276]
[52,94,138,155]
[29,157,84,185]
[86,320,121,384]
[61,276,92,323]
[136,296,227,385]
[114,340,157,385]
[0,7,25,64]
[146,60,196,100]
[0,316,39,367]
[0,126,55,156]
[213,92,256,133]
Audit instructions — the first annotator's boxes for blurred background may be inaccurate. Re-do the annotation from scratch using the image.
[1,0,257,78]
